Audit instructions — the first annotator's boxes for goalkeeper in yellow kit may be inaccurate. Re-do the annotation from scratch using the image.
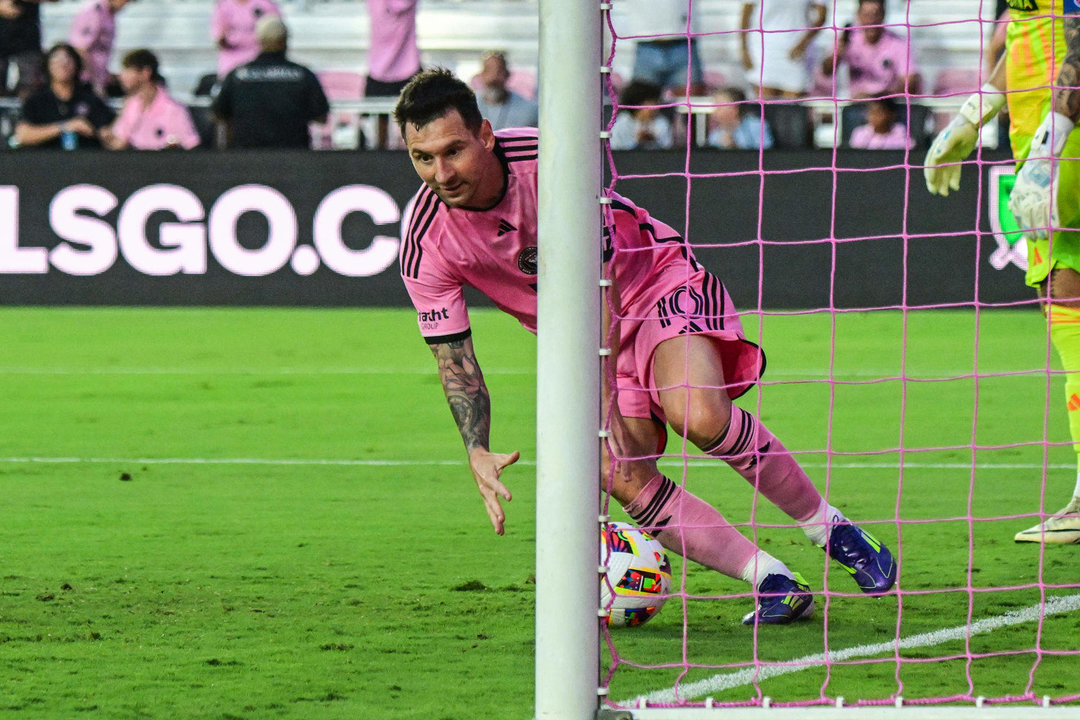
[925,2,1080,544]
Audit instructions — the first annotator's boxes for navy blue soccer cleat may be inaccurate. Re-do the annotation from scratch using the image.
[826,522,897,595]
[741,573,815,626]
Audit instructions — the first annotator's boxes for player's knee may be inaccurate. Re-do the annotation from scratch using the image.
[666,398,732,449]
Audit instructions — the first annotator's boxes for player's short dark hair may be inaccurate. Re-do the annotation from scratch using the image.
[43,43,83,83]
[122,49,164,84]
[869,96,898,115]
[858,0,885,9]
[619,79,663,109]
[394,67,483,139]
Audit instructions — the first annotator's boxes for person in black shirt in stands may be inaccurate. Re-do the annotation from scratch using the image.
[14,42,114,149]
[211,15,328,148]
[0,0,55,99]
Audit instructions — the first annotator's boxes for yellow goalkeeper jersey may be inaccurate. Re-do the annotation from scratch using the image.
[1005,0,1079,156]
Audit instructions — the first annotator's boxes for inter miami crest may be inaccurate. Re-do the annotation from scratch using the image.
[517,246,538,275]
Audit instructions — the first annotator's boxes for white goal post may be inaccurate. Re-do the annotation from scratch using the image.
[535,1,604,720]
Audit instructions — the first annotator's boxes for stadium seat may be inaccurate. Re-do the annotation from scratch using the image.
[932,67,981,98]
[703,69,726,93]
[762,102,812,150]
[930,67,982,132]
[312,70,366,150]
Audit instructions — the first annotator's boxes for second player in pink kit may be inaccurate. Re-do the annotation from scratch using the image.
[396,69,897,625]
[211,0,282,78]
[68,0,131,94]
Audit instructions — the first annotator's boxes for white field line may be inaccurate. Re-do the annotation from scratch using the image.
[0,457,1073,471]
[0,366,1038,379]
[619,593,1080,706]
[0,367,528,376]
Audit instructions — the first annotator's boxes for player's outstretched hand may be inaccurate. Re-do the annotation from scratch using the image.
[924,114,979,197]
[924,87,1006,197]
[468,448,520,535]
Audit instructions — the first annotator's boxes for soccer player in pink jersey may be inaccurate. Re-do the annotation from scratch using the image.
[365,0,421,149]
[67,0,130,95]
[211,0,282,79]
[395,68,898,625]
[820,0,921,100]
[101,49,201,150]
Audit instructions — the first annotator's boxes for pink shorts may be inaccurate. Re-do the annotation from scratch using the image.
[614,264,764,422]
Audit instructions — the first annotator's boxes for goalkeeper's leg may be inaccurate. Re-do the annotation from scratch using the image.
[1015,268,1080,544]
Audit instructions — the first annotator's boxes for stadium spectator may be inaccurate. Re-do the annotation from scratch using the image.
[13,41,113,149]
[609,79,672,150]
[211,0,281,79]
[614,1,704,96]
[365,0,421,149]
[474,50,537,131]
[820,0,921,100]
[925,3,1080,544]
[101,49,200,150]
[393,68,897,625]
[707,86,773,149]
[211,15,329,149]
[848,96,912,149]
[739,0,827,99]
[0,0,54,99]
[67,0,131,97]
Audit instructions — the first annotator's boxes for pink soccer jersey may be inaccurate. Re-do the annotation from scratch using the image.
[68,0,115,91]
[366,0,421,83]
[211,0,282,78]
[111,87,201,150]
[400,127,695,342]
[400,126,761,413]
[844,29,917,99]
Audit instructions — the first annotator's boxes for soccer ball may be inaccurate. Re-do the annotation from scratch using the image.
[600,522,672,628]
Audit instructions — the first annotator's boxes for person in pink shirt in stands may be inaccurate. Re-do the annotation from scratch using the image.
[848,97,913,149]
[365,0,421,148]
[820,0,920,100]
[68,0,131,96]
[101,48,200,150]
[211,0,281,78]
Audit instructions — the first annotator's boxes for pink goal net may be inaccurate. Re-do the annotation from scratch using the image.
[598,1,1080,712]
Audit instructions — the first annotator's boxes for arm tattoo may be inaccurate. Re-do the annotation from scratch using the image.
[1055,16,1080,121]
[431,339,491,452]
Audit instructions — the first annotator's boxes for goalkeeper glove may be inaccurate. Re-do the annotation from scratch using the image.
[1009,111,1075,240]
[924,83,1006,197]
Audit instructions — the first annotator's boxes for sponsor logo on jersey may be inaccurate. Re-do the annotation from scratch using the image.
[517,246,538,275]
[497,219,517,237]
[1005,0,1038,11]
[417,306,450,322]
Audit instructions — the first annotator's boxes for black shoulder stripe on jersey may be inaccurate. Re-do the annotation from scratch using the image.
[423,328,472,345]
[401,189,441,279]
[499,136,538,148]
[505,152,538,163]
[609,196,698,268]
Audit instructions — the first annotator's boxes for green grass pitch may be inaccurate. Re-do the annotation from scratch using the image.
[1,306,1078,718]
